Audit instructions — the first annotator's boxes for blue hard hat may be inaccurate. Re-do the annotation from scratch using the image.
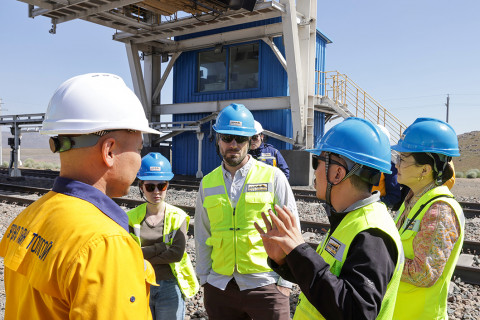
[392,118,460,157]
[213,103,256,137]
[307,117,392,173]
[137,152,174,181]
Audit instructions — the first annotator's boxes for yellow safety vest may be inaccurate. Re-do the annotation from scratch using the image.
[127,203,200,298]
[293,202,404,320]
[393,186,464,320]
[202,160,276,275]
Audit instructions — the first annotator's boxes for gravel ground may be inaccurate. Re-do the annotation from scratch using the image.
[0,177,479,319]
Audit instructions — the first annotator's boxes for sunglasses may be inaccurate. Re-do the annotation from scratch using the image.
[312,155,348,171]
[143,182,168,192]
[251,135,261,141]
[219,134,250,144]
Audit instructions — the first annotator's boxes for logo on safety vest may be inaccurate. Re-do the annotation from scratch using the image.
[246,183,268,192]
[229,120,242,127]
[325,237,345,261]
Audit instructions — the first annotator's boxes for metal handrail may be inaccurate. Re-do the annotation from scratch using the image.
[316,71,407,144]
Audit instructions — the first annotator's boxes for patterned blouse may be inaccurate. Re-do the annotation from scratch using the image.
[396,182,461,287]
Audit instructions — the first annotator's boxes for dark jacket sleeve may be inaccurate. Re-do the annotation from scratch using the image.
[145,219,188,265]
[381,164,402,208]
[280,229,397,320]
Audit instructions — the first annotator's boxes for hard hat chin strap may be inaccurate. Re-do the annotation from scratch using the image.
[426,153,451,186]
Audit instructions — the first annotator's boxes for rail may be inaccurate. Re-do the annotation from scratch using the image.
[316,71,407,144]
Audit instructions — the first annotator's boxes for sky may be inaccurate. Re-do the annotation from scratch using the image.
[1,0,479,135]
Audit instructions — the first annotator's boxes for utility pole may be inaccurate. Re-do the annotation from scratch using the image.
[445,94,450,123]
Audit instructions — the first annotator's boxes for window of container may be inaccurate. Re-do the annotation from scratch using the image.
[197,42,259,93]
[229,43,259,90]
[198,50,227,92]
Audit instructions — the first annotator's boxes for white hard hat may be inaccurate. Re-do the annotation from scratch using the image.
[377,124,391,142]
[40,73,160,135]
[254,120,264,135]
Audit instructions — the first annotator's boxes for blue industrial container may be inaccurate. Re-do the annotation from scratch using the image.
[172,19,330,176]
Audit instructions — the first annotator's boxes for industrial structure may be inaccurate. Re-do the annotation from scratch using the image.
[6,0,406,184]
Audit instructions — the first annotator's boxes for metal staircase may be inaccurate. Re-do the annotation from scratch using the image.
[314,71,407,145]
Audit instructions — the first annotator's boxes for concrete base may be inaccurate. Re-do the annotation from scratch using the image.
[281,150,313,186]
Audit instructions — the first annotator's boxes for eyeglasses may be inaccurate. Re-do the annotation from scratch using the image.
[395,154,417,167]
[251,135,261,142]
[219,134,249,144]
[144,182,168,192]
[312,155,348,171]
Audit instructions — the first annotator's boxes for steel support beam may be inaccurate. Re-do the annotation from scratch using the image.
[144,51,161,116]
[126,41,151,146]
[158,23,283,53]
[261,37,287,71]
[280,0,305,145]
[152,52,181,101]
[115,10,282,44]
[298,0,317,149]
[154,96,291,115]
[196,132,204,178]
[55,0,142,24]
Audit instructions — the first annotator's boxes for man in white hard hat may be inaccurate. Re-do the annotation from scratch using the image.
[249,120,290,179]
[0,73,160,319]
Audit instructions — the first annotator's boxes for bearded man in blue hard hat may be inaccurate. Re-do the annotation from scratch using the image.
[194,103,299,320]
[255,117,405,319]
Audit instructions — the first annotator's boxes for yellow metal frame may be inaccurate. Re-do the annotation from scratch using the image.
[316,71,406,145]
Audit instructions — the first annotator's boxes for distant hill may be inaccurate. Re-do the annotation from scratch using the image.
[1,132,50,149]
[455,131,480,173]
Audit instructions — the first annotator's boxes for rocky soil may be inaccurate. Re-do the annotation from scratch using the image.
[0,177,479,319]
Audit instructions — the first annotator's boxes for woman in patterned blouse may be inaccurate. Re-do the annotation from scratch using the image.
[391,118,464,320]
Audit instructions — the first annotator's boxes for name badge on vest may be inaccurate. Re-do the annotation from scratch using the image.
[325,236,346,262]
[404,218,421,232]
[246,183,270,192]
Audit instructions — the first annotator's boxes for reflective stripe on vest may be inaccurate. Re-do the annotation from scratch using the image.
[293,202,404,320]
[127,203,199,298]
[392,186,464,320]
[371,173,386,196]
[202,160,276,275]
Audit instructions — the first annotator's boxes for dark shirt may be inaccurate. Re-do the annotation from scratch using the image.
[381,163,402,208]
[269,205,398,320]
[249,143,290,179]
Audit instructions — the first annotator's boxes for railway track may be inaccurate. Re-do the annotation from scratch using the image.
[1,172,478,218]
[0,183,479,285]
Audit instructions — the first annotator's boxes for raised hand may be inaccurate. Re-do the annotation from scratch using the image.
[255,204,305,264]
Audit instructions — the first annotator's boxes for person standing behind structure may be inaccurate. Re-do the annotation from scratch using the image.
[391,118,464,320]
[127,152,199,320]
[195,103,299,320]
[249,120,290,179]
[255,117,404,319]
[0,73,160,319]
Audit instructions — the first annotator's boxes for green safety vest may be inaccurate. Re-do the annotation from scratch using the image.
[127,203,199,298]
[392,186,464,320]
[202,160,276,275]
[293,202,404,320]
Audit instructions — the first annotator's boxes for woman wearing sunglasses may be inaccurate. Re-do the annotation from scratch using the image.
[391,118,464,320]
[127,152,199,320]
